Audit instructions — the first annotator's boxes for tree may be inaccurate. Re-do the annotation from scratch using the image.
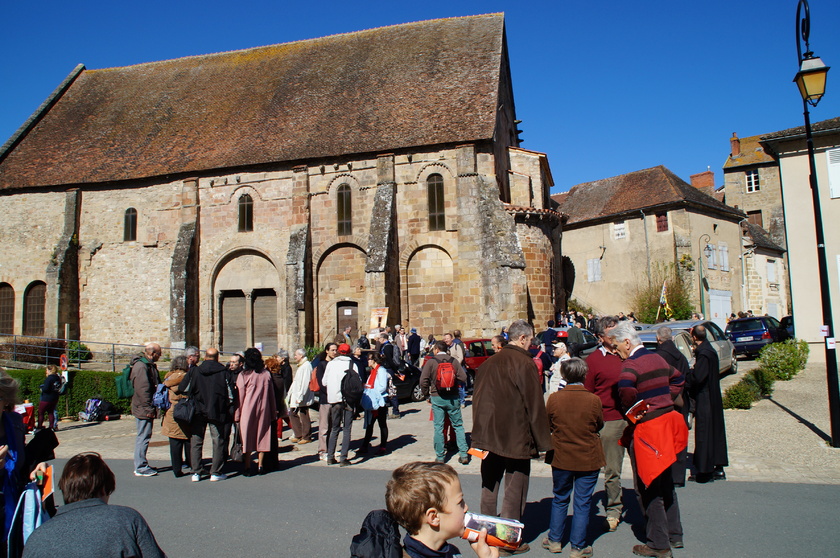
[632,263,695,324]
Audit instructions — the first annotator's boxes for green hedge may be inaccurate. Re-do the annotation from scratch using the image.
[722,379,760,409]
[7,368,164,418]
[757,339,810,381]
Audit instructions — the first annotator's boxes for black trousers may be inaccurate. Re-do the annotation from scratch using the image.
[168,438,191,476]
[630,441,683,550]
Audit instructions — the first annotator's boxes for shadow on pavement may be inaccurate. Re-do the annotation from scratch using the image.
[767,397,831,443]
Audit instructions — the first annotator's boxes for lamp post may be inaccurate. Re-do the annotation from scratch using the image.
[698,234,711,319]
[794,0,839,447]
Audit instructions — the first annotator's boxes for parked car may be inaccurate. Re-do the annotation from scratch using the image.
[780,315,795,339]
[637,330,696,368]
[392,362,425,402]
[421,338,496,392]
[725,316,790,357]
[643,320,737,376]
[554,327,599,357]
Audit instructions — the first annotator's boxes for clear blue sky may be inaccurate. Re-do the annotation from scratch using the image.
[2,0,839,192]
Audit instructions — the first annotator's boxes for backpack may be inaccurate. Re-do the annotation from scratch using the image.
[341,362,364,410]
[435,358,457,393]
[116,357,148,399]
[309,367,320,393]
[152,383,171,410]
[78,398,102,422]
[57,378,69,396]
[350,509,403,558]
[532,351,545,384]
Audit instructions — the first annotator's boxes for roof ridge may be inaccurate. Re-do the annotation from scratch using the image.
[88,13,504,73]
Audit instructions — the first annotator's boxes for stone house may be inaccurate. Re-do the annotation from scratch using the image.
[0,14,562,352]
[759,117,840,344]
[740,223,788,319]
[552,166,745,330]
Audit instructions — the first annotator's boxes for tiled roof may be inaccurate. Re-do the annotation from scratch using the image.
[723,134,776,169]
[761,116,840,141]
[0,14,507,190]
[551,165,743,226]
[743,222,785,253]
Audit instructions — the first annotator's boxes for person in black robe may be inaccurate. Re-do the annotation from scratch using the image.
[688,325,728,483]
[656,326,691,486]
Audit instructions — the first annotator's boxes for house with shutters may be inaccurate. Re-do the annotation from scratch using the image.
[0,14,563,352]
[552,165,745,330]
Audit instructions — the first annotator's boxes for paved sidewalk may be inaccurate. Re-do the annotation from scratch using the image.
[49,357,840,484]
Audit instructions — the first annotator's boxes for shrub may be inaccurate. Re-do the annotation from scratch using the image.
[6,368,166,417]
[305,345,324,361]
[567,298,593,315]
[632,263,695,324]
[67,341,92,362]
[757,339,810,381]
[0,337,66,365]
[745,367,775,398]
[722,379,760,409]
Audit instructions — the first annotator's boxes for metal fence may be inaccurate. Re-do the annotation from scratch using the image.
[0,334,186,372]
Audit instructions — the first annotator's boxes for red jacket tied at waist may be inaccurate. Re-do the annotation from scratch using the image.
[622,410,688,488]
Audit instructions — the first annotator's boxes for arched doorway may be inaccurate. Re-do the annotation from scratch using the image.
[405,246,453,335]
[23,281,46,337]
[214,252,281,354]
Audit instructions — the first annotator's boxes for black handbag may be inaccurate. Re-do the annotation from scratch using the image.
[172,397,195,423]
[230,423,244,462]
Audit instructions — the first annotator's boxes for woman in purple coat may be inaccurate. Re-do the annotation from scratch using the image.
[234,348,276,476]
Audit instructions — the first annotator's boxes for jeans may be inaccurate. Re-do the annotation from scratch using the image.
[134,418,154,471]
[327,403,355,460]
[190,417,226,475]
[548,468,599,548]
[431,395,468,460]
[458,384,467,406]
[600,419,627,519]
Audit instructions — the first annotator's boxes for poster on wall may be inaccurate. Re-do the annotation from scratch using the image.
[369,308,389,330]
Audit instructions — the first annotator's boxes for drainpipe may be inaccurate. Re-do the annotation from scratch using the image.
[640,210,652,287]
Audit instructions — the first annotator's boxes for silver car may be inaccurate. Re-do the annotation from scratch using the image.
[640,320,737,376]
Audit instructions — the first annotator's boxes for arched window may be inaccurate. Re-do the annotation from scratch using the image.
[0,283,14,334]
[23,281,46,337]
[337,184,352,236]
[238,194,253,232]
[124,208,137,241]
[427,174,445,231]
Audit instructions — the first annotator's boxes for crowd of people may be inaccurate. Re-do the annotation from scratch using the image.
[3,310,730,557]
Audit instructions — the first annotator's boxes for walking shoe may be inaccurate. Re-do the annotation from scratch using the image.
[435,457,445,463]
[605,516,620,531]
[297,438,312,444]
[377,447,388,455]
[389,413,402,420]
[670,540,684,549]
[339,459,351,467]
[570,546,593,558]
[327,457,337,465]
[541,537,563,553]
[318,451,327,461]
[632,544,673,557]
[458,455,471,465]
[499,542,530,555]
[713,468,726,480]
[133,467,158,477]
[289,437,300,443]
[209,473,227,482]
[191,474,201,482]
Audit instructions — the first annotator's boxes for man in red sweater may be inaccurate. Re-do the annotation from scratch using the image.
[611,321,686,558]
[583,315,624,532]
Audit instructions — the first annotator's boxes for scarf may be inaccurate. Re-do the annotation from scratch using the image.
[365,364,380,390]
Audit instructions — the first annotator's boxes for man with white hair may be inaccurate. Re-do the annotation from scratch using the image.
[610,321,687,557]
[131,342,162,477]
[287,349,315,444]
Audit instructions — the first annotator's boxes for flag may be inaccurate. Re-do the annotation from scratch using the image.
[659,280,673,320]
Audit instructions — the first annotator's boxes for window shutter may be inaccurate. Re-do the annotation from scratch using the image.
[828,148,840,199]
[718,244,729,271]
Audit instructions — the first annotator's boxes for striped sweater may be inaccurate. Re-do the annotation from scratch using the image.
[617,346,684,423]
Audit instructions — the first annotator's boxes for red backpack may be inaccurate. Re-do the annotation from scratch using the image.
[532,351,545,384]
[435,359,457,392]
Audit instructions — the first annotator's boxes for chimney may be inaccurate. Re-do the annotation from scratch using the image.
[730,132,741,157]
[690,169,715,196]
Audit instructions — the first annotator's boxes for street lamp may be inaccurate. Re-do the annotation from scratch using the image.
[793,0,840,447]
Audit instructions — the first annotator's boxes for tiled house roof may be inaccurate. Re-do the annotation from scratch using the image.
[551,165,744,227]
[761,116,840,141]
[723,134,776,169]
[0,14,508,190]
[743,222,785,253]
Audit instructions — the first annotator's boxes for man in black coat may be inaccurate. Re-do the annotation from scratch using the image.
[688,325,728,483]
[656,326,691,486]
[179,347,233,482]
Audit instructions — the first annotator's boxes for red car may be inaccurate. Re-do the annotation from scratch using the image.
[423,338,496,379]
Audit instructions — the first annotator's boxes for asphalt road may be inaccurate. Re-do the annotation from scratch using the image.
[45,457,839,558]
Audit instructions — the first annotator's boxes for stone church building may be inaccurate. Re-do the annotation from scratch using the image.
[0,14,562,352]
